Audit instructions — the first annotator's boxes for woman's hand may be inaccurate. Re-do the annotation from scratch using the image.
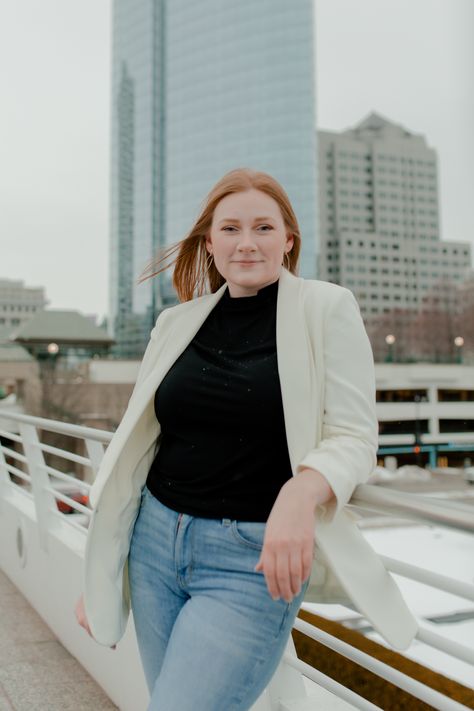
[74,594,116,650]
[254,468,334,603]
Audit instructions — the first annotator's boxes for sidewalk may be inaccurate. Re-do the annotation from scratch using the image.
[0,570,117,711]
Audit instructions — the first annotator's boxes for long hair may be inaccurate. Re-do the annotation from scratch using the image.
[138,167,302,302]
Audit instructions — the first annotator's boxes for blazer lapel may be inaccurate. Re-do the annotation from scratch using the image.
[127,281,228,424]
[89,282,228,506]
[275,269,315,475]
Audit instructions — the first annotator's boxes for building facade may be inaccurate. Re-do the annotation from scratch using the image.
[110,0,318,357]
[0,279,47,335]
[317,113,472,320]
[375,362,474,469]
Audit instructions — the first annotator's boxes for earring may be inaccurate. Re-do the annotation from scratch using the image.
[283,251,291,269]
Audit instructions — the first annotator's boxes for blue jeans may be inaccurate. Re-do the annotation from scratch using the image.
[128,485,310,711]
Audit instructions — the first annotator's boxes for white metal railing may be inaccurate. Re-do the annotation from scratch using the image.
[0,408,473,711]
[0,410,111,530]
[350,484,474,533]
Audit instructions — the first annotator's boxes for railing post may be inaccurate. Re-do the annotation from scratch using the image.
[19,423,57,553]
[266,636,308,708]
[0,437,9,512]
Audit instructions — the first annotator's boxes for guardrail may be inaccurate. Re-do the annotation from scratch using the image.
[0,408,473,711]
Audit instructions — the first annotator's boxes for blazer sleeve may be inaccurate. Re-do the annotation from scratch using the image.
[296,287,379,520]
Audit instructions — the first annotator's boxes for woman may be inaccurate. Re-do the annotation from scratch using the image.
[76,168,417,710]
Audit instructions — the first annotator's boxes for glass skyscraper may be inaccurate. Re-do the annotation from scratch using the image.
[110,0,318,357]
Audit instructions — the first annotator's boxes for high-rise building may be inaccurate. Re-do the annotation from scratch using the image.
[317,112,471,320]
[0,279,47,335]
[110,0,318,357]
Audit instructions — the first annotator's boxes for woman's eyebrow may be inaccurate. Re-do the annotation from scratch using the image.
[217,216,276,224]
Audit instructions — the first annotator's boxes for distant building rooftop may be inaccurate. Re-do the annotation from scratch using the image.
[0,326,34,362]
[12,310,113,345]
[0,342,34,363]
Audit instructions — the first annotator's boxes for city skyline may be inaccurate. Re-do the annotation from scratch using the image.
[1,0,473,320]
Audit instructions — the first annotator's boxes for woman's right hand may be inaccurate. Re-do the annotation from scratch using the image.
[75,594,116,650]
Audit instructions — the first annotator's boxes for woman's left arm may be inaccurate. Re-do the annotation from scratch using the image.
[255,287,378,602]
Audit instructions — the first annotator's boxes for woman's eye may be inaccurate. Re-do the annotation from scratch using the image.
[222,225,272,232]
[222,225,273,232]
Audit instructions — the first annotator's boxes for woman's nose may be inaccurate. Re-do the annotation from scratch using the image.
[237,231,257,248]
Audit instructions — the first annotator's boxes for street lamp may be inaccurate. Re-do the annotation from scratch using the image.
[40,343,60,416]
[454,336,464,364]
[385,334,396,363]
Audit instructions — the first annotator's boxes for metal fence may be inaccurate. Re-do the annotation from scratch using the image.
[0,409,473,711]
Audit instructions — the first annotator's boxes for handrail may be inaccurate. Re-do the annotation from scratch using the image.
[37,462,91,491]
[1,409,472,533]
[32,441,93,467]
[281,651,381,710]
[0,408,473,710]
[350,483,474,533]
[380,555,474,602]
[44,487,92,516]
[0,428,22,443]
[4,462,30,483]
[292,618,472,711]
[0,409,112,443]
[0,445,27,463]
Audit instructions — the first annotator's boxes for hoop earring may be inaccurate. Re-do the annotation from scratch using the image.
[283,251,291,270]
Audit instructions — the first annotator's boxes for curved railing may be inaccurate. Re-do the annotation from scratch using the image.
[0,409,473,711]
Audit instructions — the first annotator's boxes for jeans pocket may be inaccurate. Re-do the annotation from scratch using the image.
[230,520,266,550]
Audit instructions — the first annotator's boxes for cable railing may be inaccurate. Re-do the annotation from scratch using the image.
[0,408,473,711]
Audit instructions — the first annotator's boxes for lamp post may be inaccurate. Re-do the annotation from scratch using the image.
[454,336,464,364]
[414,393,422,466]
[413,393,428,467]
[385,334,396,363]
[40,342,60,417]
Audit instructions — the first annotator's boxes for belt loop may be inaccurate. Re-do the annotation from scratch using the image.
[222,518,231,527]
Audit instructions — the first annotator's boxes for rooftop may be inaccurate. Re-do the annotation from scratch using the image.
[11,310,113,345]
[0,326,34,362]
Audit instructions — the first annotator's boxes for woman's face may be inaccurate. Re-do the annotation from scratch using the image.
[205,189,294,297]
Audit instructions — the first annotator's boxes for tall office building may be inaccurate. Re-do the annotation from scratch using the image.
[317,112,471,319]
[110,0,318,357]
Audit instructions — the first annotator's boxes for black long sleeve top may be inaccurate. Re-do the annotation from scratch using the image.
[145,277,293,521]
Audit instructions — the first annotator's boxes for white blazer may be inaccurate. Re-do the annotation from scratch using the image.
[83,268,418,649]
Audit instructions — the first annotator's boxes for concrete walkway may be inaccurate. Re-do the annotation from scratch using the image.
[0,570,117,711]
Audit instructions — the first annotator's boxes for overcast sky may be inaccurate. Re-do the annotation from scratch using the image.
[1,0,472,320]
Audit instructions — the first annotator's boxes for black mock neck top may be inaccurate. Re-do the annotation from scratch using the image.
[145,278,293,521]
